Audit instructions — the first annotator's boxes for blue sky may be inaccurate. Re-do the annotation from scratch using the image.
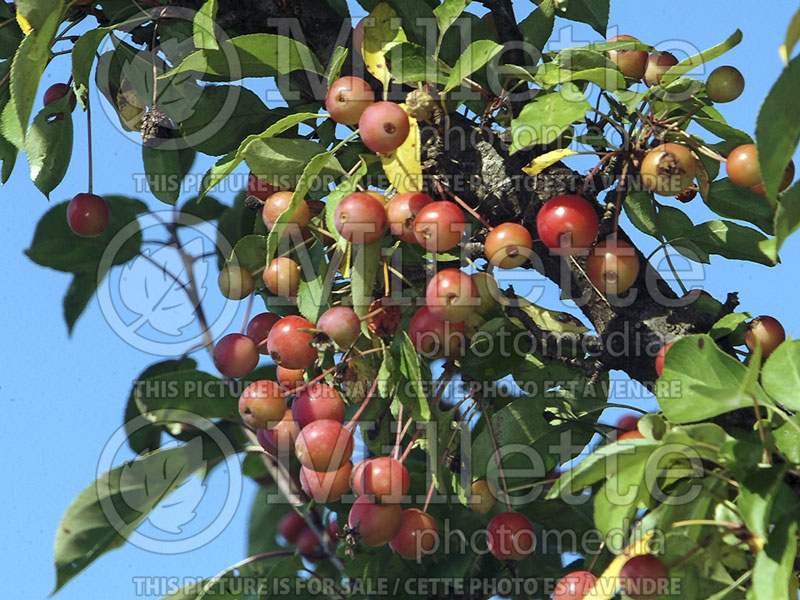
[2,0,799,598]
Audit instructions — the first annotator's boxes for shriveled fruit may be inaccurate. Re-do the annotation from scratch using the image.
[640,143,697,196]
[238,380,286,429]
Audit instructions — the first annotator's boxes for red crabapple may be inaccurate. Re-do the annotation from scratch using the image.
[745,316,786,357]
[655,342,674,377]
[409,306,467,358]
[276,366,305,391]
[213,333,259,378]
[348,495,403,546]
[643,51,678,87]
[640,143,697,196]
[706,65,744,103]
[247,173,280,201]
[263,257,301,298]
[294,419,354,472]
[300,461,353,503]
[246,312,281,354]
[389,509,438,559]
[44,83,77,110]
[238,380,286,429]
[334,192,389,244]
[292,383,346,428]
[326,76,374,125]
[67,193,110,237]
[359,101,410,153]
[485,223,533,268]
[536,195,599,255]
[617,415,641,433]
[726,144,761,188]
[267,315,317,370]
[218,265,254,300]
[261,190,310,231]
[257,409,300,455]
[413,201,466,252]
[277,511,308,544]
[619,430,645,440]
[750,160,795,195]
[486,512,536,561]
[317,306,361,349]
[296,527,325,560]
[607,35,648,79]
[552,570,598,600]
[386,192,434,243]
[620,555,670,600]
[364,456,410,503]
[425,268,480,322]
[585,239,640,295]
[351,458,373,496]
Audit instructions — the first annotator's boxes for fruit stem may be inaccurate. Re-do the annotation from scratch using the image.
[288,347,383,395]
[422,479,436,514]
[580,151,615,196]
[392,403,404,459]
[440,184,493,231]
[345,376,381,431]
[86,92,94,194]
[398,425,423,463]
[476,392,513,512]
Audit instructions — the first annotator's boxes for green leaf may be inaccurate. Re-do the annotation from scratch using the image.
[433,0,471,40]
[518,0,555,52]
[264,150,337,264]
[752,507,800,600]
[774,419,800,464]
[0,10,23,60]
[26,196,148,273]
[384,0,437,48]
[178,195,227,223]
[193,0,219,50]
[350,238,382,323]
[774,181,800,253]
[780,5,800,64]
[165,34,324,81]
[227,234,268,275]
[593,462,648,541]
[693,113,753,147]
[25,95,73,197]
[53,443,215,592]
[738,465,790,542]
[180,86,275,156]
[387,42,450,85]
[657,334,770,423]
[462,317,525,380]
[63,273,98,335]
[681,219,778,266]
[510,83,590,153]
[757,53,800,200]
[15,0,62,31]
[325,46,349,88]
[443,39,503,93]
[662,29,743,85]
[199,152,239,201]
[762,340,800,411]
[324,162,369,240]
[709,313,749,342]
[555,0,609,36]
[704,178,775,234]
[134,369,240,423]
[398,332,431,420]
[72,27,114,103]
[142,144,196,205]
[1,5,61,148]
[296,240,329,323]
[243,139,339,194]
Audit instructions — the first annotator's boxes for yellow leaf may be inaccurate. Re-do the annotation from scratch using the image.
[506,297,589,335]
[522,148,579,176]
[363,2,407,89]
[16,12,33,35]
[585,532,655,600]
[380,104,422,192]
